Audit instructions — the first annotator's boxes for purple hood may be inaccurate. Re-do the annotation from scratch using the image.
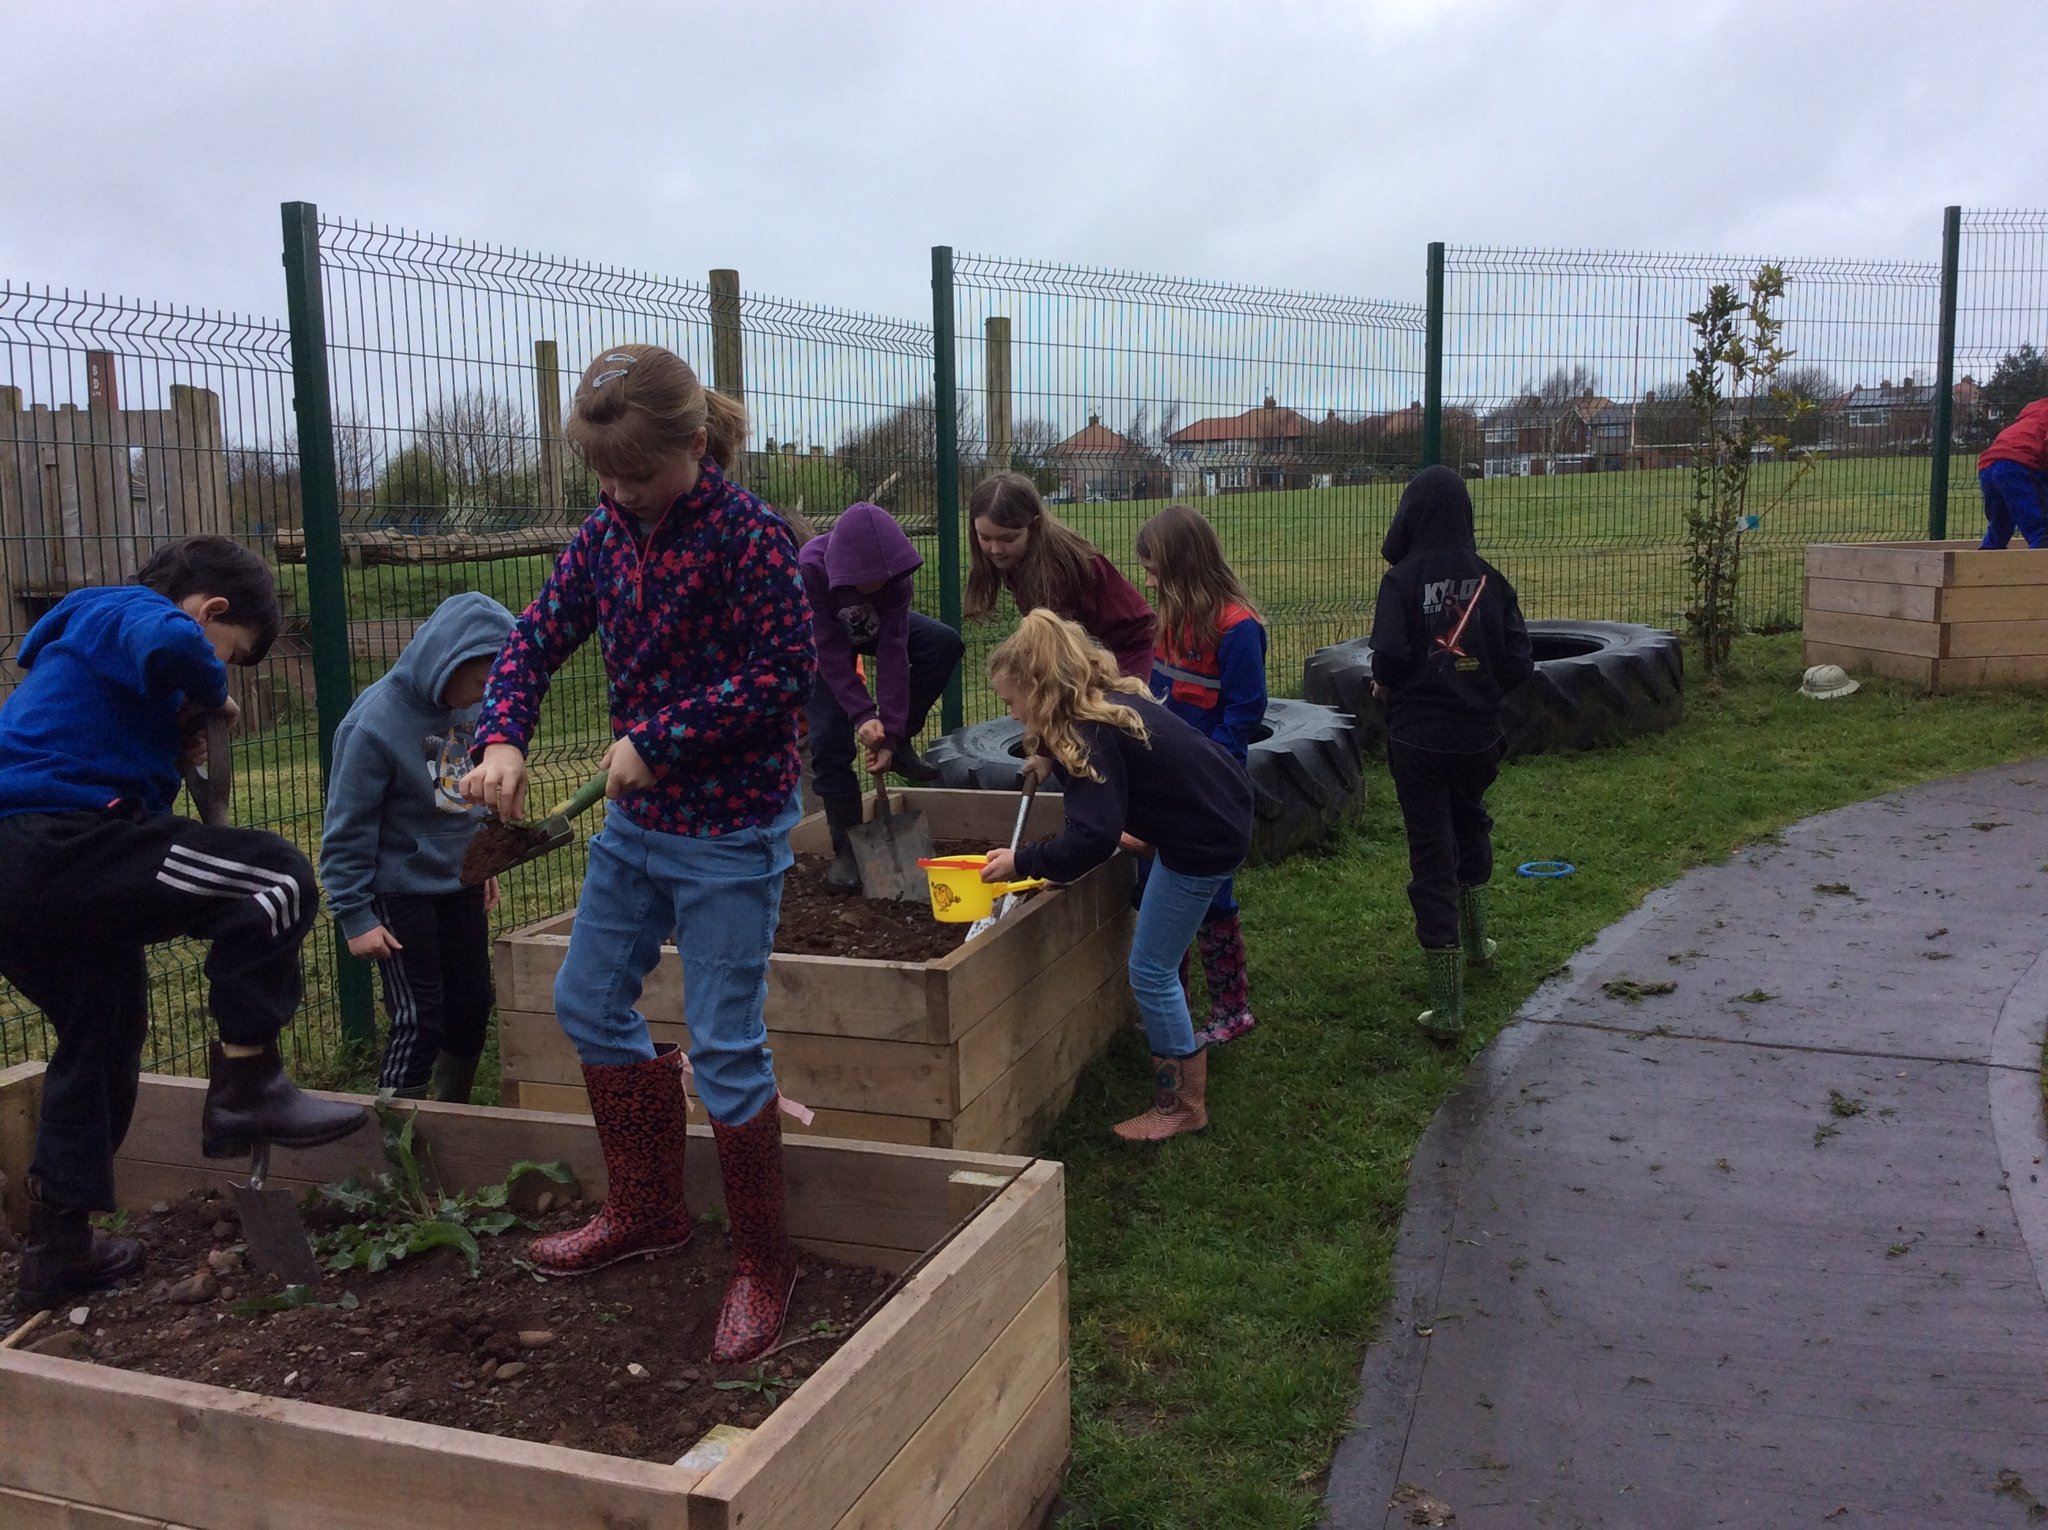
[807,501,922,589]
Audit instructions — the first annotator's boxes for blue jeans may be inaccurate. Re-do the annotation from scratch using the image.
[1129,859,1231,1058]
[1979,460,2048,550]
[552,795,798,1125]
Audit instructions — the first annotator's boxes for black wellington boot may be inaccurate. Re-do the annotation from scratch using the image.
[200,1041,371,1159]
[820,794,864,894]
[891,739,942,785]
[17,1187,145,1315]
[430,1051,481,1105]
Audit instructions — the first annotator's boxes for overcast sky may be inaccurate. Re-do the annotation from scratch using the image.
[5,0,2045,327]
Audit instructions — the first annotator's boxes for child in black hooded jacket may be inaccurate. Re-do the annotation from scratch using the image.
[1368,466,1533,1039]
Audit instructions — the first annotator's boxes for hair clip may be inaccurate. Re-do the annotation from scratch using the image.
[590,368,631,387]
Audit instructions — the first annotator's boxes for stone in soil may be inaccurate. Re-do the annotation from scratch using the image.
[0,1191,892,1465]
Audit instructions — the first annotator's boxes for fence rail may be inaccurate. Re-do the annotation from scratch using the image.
[1,204,2043,1075]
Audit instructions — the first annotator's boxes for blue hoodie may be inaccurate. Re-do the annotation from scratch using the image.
[0,585,230,820]
[320,593,516,938]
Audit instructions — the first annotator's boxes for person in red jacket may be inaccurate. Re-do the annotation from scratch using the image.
[964,472,1155,680]
[1978,398,2048,550]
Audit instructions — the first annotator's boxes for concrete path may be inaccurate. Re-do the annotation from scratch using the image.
[1323,764,2048,1529]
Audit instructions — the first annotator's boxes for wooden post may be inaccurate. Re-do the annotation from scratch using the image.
[85,351,118,412]
[984,317,1012,469]
[709,269,745,486]
[533,340,564,515]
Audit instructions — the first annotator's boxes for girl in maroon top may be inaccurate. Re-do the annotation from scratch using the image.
[964,472,1156,680]
[464,345,813,1364]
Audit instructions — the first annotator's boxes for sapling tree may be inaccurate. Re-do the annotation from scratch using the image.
[1682,264,1817,674]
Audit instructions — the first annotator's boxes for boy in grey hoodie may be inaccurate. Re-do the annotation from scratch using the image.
[320,592,517,1099]
[796,501,964,890]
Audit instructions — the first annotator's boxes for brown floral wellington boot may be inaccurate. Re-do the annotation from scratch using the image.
[1111,1051,1210,1142]
[530,1045,693,1276]
[709,1100,799,1363]
[1192,912,1256,1048]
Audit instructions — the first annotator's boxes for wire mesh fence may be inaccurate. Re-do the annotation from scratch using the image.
[1438,246,1951,632]
[1954,210,2048,487]
[947,252,1428,717]
[0,283,339,1076]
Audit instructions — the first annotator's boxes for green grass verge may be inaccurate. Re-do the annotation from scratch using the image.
[1047,631,2045,1529]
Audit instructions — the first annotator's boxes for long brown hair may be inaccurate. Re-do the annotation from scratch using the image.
[1133,503,1261,652]
[989,610,1151,782]
[566,344,747,477]
[963,472,1102,620]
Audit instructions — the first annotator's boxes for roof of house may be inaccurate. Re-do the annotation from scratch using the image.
[1168,397,1313,445]
[1050,415,1141,457]
[1843,382,1937,410]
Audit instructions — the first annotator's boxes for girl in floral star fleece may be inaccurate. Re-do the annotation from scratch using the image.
[463,345,814,1365]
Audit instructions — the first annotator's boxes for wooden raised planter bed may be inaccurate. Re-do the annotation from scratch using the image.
[1805,541,2048,689]
[0,1062,1069,1530]
[496,788,1138,1154]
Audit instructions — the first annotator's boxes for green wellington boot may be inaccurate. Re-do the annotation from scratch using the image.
[1459,885,1498,969]
[1416,948,1465,1041]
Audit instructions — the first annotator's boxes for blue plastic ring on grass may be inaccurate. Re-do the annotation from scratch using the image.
[1516,860,1576,879]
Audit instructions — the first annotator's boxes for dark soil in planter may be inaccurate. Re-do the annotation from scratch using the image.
[1,1190,895,1465]
[775,838,1002,963]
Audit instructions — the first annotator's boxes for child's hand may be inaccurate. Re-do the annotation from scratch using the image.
[856,719,888,750]
[482,876,501,913]
[464,744,529,820]
[348,925,403,961]
[981,847,1020,883]
[1118,832,1151,855]
[1019,752,1053,789]
[602,736,656,799]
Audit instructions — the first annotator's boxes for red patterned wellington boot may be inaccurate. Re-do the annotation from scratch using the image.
[530,1045,693,1276]
[709,1100,799,1363]
[1193,913,1257,1048]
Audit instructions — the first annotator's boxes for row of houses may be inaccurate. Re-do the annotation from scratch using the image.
[1042,376,1990,498]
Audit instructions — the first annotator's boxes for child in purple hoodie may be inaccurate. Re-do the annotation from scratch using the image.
[798,501,964,891]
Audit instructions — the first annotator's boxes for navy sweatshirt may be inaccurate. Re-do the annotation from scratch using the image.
[1368,466,1534,752]
[0,586,229,819]
[320,593,517,939]
[1012,706,1252,884]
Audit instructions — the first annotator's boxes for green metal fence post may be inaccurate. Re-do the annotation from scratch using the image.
[280,200,375,1049]
[1928,205,1962,541]
[1422,241,1445,469]
[931,246,964,731]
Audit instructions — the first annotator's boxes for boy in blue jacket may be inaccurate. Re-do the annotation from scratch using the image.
[0,537,367,1315]
[798,501,964,890]
[320,593,516,1102]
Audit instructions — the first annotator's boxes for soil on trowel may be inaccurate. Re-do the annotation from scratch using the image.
[0,1190,895,1465]
[461,820,557,884]
[774,837,1000,963]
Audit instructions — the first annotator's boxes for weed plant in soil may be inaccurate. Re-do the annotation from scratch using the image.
[1047,632,2047,1530]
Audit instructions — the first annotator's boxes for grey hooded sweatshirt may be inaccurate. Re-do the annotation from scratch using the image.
[319,592,516,938]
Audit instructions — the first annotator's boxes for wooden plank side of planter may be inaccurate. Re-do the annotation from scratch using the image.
[0,1351,699,1530]
[943,969,1132,1155]
[953,916,1132,1111]
[1802,608,1946,659]
[833,1265,1067,1530]
[510,1078,937,1148]
[1804,543,1952,588]
[935,854,1134,1044]
[104,1076,1026,1257]
[497,931,942,1045]
[1803,576,1940,623]
[1,1060,44,1233]
[1942,548,2048,587]
[1939,582,2048,622]
[0,1484,196,1528]
[1936,654,2048,688]
[496,1008,954,1119]
[1800,640,1937,688]
[1944,618,2048,658]
[688,1161,1066,1530]
[934,1361,1073,1530]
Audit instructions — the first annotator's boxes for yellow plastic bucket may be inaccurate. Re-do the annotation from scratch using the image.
[917,855,1048,923]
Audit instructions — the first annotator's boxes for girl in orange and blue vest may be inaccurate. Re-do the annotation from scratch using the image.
[1133,504,1266,1046]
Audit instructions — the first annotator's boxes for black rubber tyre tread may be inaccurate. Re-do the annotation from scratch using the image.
[920,699,1366,864]
[1302,619,1683,760]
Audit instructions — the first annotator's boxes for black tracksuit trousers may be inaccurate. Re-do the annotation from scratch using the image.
[0,808,317,1210]
[1386,739,1501,950]
[369,886,493,1092]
